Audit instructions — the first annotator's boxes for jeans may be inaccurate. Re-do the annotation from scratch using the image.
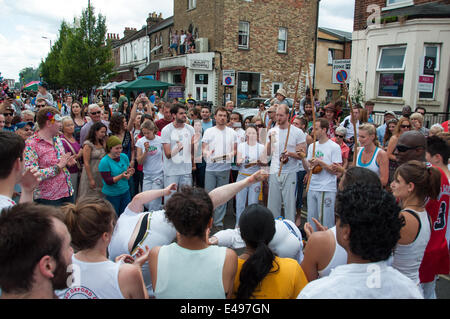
[134,169,143,197]
[35,195,74,207]
[235,173,261,227]
[164,174,192,202]
[194,162,206,188]
[205,170,230,227]
[105,191,131,217]
[143,173,164,211]
[296,170,307,210]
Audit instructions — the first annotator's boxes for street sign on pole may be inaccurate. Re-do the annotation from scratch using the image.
[332,59,351,84]
[222,70,235,86]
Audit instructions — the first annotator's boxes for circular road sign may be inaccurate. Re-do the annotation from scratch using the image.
[337,70,348,83]
[224,76,233,85]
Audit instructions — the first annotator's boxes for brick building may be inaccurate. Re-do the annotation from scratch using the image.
[315,27,352,104]
[351,0,450,117]
[158,0,320,107]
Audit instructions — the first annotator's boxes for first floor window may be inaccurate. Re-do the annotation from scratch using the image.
[278,28,287,53]
[238,21,249,49]
[377,46,406,98]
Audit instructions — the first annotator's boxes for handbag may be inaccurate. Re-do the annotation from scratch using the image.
[61,137,82,171]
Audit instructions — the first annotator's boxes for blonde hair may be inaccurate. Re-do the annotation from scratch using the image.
[410,112,424,125]
[359,123,380,147]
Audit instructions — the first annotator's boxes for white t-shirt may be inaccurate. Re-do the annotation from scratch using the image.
[135,136,163,176]
[180,34,187,45]
[307,139,342,192]
[340,115,360,140]
[0,195,16,213]
[298,261,423,299]
[160,123,195,176]
[202,126,238,172]
[237,142,265,175]
[232,128,246,171]
[267,125,306,174]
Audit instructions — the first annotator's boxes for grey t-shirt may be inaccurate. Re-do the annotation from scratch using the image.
[161,123,195,176]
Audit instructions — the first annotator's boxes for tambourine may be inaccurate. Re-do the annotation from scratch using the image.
[312,165,323,174]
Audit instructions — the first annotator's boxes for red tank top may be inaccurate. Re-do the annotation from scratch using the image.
[419,165,450,283]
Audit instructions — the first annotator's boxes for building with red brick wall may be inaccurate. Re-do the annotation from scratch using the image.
[155,0,320,108]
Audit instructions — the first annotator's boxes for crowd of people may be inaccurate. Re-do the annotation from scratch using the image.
[0,80,449,300]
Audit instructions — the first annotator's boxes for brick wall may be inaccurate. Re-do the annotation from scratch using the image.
[354,0,435,31]
[174,0,318,105]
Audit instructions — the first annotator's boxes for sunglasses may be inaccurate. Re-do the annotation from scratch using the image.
[4,113,13,116]
[90,111,101,115]
[395,144,420,152]
[335,134,344,138]
[36,104,46,107]
[401,125,411,129]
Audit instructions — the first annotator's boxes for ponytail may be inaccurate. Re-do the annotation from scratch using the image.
[235,204,277,299]
[426,166,441,200]
[395,161,441,203]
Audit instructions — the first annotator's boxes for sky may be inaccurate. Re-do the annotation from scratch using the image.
[0,0,355,83]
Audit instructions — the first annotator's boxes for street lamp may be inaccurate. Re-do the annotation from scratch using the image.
[41,36,52,49]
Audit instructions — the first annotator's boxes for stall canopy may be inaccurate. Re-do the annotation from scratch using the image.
[23,81,40,91]
[116,77,173,92]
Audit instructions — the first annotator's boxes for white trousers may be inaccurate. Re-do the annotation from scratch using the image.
[235,173,262,227]
[143,173,164,211]
[307,190,337,231]
[267,173,297,223]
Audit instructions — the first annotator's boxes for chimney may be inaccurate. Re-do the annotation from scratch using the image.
[147,11,163,29]
[124,27,138,38]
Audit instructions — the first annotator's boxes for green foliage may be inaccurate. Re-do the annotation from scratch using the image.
[19,66,41,85]
[40,6,114,91]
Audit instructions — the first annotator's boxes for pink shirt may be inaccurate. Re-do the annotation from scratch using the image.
[24,133,73,200]
[331,137,349,160]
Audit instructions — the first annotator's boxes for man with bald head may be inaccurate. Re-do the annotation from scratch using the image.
[394,130,450,299]
[266,104,307,222]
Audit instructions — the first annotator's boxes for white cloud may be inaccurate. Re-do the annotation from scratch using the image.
[319,0,355,32]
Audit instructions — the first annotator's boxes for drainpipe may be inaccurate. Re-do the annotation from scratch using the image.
[313,0,320,89]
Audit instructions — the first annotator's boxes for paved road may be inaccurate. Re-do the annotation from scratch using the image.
[222,198,450,299]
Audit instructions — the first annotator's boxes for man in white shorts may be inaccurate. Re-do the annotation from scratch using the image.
[161,103,195,202]
[266,104,307,222]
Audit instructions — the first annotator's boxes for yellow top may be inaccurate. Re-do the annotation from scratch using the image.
[233,256,308,299]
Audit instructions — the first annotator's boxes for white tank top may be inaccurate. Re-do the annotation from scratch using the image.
[59,255,124,299]
[392,209,431,285]
[356,147,381,175]
[271,218,304,264]
[317,227,348,278]
[108,206,177,296]
[155,243,227,299]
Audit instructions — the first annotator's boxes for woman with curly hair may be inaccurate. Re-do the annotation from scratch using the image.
[298,182,423,299]
[233,204,308,299]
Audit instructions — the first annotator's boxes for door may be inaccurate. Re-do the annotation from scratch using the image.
[195,74,209,102]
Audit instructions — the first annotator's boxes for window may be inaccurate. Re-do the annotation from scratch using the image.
[419,45,440,100]
[133,44,138,61]
[159,34,163,53]
[377,46,406,98]
[328,49,334,65]
[188,0,196,10]
[387,0,413,6]
[278,28,287,53]
[238,21,249,49]
[237,72,260,106]
[272,82,283,97]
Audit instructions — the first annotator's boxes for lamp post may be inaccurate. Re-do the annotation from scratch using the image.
[41,36,52,49]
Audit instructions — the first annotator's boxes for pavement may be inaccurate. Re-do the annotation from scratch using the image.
[221,197,450,299]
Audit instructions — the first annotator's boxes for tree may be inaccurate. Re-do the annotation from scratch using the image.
[19,67,41,85]
[58,6,114,91]
[40,6,114,91]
